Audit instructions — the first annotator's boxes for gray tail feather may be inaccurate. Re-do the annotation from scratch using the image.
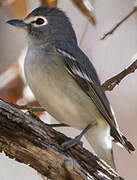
[122,135,135,152]
[111,128,135,152]
[111,148,117,171]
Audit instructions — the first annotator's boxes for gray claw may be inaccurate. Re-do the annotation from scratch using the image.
[61,136,83,150]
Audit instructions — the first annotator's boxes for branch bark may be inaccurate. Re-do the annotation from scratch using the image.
[101,6,137,40]
[0,99,123,180]
[71,0,96,25]
[41,0,57,7]
[102,59,137,91]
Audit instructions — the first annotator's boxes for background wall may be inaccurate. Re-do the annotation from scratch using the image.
[0,0,137,179]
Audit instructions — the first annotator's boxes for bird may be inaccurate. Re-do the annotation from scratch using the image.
[7,6,135,170]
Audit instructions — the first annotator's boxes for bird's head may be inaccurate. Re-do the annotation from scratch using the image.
[7,6,77,46]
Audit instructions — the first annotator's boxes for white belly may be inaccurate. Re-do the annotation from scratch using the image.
[24,50,105,130]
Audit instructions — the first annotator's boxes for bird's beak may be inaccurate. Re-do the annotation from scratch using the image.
[7,19,27,28]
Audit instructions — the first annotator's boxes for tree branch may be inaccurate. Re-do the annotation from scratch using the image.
[71,0,96,25]
[8,102,45,111]
[41,0,57,7]
[0,99,123,180]
[101,6,137,40]
[102,59,137,91]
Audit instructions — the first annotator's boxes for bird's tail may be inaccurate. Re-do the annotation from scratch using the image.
[85,124,116,170]
[111,128,135,153]
[121,135,135,152]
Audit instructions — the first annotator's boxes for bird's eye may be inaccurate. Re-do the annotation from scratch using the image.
[35,18,45,25]
[30,16,48,27]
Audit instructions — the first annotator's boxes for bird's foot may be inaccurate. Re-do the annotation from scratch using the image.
[62,134,83,150]
[46,123,69,128]
[9,102,45,112]
[62,124,91,150]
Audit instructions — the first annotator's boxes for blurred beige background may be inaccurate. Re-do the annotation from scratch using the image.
[0,0,137,179]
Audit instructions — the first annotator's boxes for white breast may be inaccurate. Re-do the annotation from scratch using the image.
[24,47,106,130]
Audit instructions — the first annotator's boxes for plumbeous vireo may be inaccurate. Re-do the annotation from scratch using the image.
[7,6,135,170]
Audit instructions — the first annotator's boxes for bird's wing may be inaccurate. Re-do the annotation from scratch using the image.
[55,41,135,152]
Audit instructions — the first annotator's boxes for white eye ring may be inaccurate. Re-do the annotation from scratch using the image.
[33,16,48,27]
[24,16,48,27]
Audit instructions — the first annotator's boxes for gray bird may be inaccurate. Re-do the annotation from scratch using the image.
[7,6,135,170]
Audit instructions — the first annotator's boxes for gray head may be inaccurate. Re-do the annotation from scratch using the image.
[7,6,77,46]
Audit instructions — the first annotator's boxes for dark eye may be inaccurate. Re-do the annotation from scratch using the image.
[35,18,45,25]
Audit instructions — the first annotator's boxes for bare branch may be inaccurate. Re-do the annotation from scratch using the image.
[71,0,96,25]
[9,102,45,111]
[102,59,137,91]
[101,7,137,40]
[41,0,57,7]
[0,99,123,180]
